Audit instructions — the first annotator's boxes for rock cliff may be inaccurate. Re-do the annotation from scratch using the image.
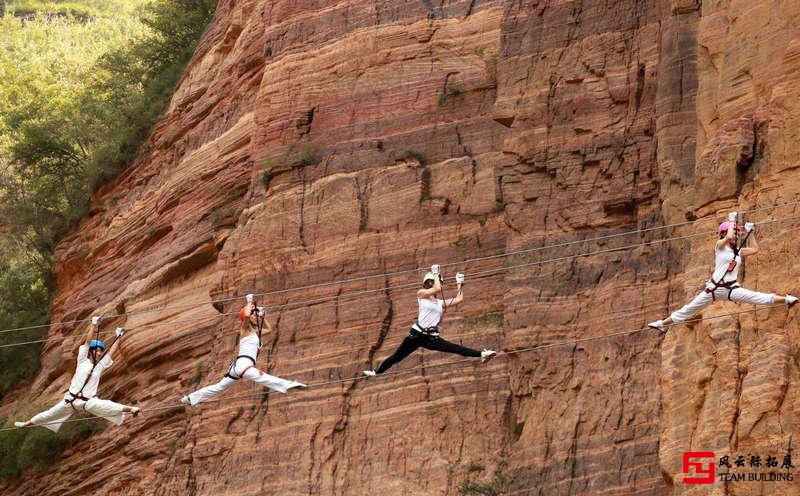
[3,1,800,495]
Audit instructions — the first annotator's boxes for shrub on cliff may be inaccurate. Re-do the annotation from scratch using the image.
[0,418,105,481]
[83,0,216,189]
[0,257,49,397]
[0,0,215,394]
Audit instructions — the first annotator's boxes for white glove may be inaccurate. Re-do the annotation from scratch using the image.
[257,306,266,317]
[455,273,465,284]
[430,264,440,275]
[728,212,738,222]
[91,316,101,326]
[744,222,755,232]
[245,293,254,303]
[115,327,125,337]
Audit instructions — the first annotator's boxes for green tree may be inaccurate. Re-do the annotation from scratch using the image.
[0,0,215,396]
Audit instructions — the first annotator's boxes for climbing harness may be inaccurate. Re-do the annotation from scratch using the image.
[411,271,462,338]
[224,355,257,381]
[64,328,119,411]
[705,224,752,302]
[225,302,265,380]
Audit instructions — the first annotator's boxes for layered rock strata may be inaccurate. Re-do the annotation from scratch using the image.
[3,1,800,495]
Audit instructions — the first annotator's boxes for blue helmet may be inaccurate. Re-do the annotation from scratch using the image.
[89,339,106,350]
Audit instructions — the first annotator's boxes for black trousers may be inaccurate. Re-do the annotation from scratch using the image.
[375,329,481,374]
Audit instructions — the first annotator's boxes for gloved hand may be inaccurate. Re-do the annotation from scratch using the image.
[115,327,125,337]
[246,294,254,303]
[744,222,755,232]
[455,273,465,284]
[430,264,440,275]
[257,307,266,317]
[91,316,101,326]
[728,212,738,222]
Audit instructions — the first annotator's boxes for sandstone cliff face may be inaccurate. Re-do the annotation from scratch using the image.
[3,1,800,495]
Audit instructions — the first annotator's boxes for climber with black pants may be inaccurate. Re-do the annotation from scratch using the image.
[364,265,496,376]
[648,212,797,333]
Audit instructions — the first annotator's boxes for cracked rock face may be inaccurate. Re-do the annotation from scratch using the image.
[3,1,800,495]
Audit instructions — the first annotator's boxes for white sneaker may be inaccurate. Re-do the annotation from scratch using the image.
[480,349,497,363]
[363,370,377,377]
[130,407,141,416]
[14,421,27,428]
[787,295,798,307]
[292,382,307,389]
[648,320,666,333]
[180,396,190,405]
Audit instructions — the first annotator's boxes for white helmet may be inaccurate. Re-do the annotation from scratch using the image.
[423,272,436,284]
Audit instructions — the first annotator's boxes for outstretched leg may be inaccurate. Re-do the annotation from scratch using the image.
[16,400,73,432]
[186,376,236,405]
[650,290,714,331]
[83,397,140,426]
[422,336,482,357]
[755,291,797,306]
[374,335,422,374]
[241,367,305,393]
[728,287,780,305]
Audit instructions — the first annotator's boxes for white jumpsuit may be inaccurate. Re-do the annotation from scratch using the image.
[187,332,304,405]
[30,345,128,432]
[669,243,775,323]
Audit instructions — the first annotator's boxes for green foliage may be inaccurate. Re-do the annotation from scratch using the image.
[209,207,235,228]
[83,0,217,191]
[260,170,273,188]
[459,482,498,496]
[7,0,141,17]
[0,257,50,397]
[287,143,321,168]
[0,417,105,481]
[0,0,215,394]
[438,85,464,106]
[458,461,508,496]
[260,156,275,188]
[400,149,427,164]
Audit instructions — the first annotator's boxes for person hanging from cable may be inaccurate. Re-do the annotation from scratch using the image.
[14,317,140,431]
[363,265,496,377]
[649,212,798,333]
[181,294,305,406]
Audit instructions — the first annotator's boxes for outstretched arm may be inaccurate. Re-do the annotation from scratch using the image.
[104,328,125,360]
[83,316,100,348]
[447,285,464,307]
[445,272,465,306]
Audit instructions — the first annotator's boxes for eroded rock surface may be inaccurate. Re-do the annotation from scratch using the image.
[3,1,800,495]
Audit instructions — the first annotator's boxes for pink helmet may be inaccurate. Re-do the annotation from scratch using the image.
[718,221,739,235]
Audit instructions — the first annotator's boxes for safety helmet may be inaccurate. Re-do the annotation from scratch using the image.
[423,272,436,284]
[718,221,739,235]
[239,304,257,322]
[89,339,106,350]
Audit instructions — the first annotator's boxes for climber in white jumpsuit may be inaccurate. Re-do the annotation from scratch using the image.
[649,212,797,332]
[182,294,305,406]
[14,317,140,432]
